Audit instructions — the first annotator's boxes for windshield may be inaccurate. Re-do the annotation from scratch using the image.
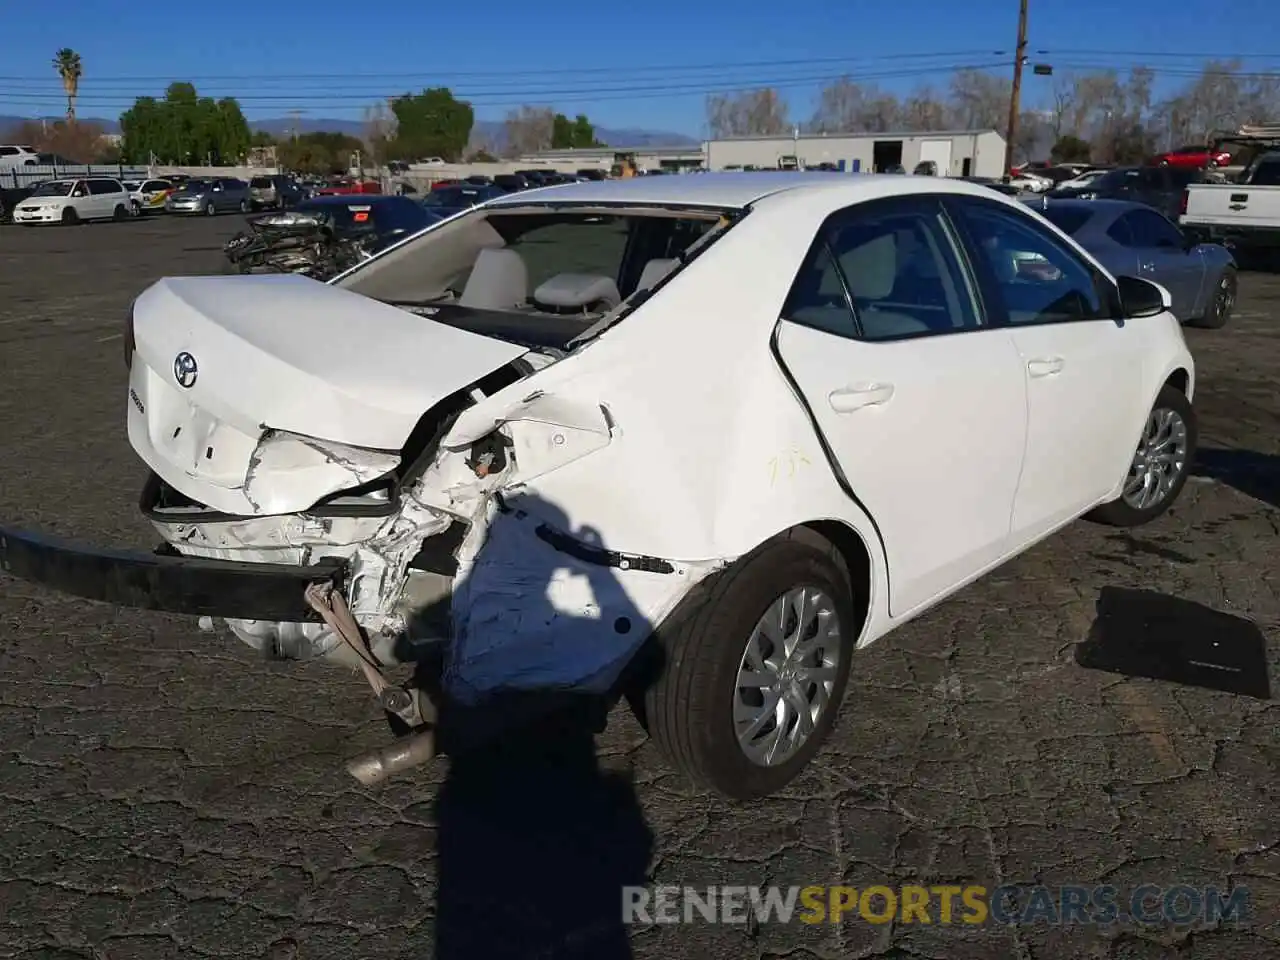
[424,187,488,208]
[295,198,435,236]
[1068,170,1104,185]
[1087,169,1139,192]
[1039,206,1093,235]
[178,180,212,194]
[250,177,274,188]
[31,180,74,197]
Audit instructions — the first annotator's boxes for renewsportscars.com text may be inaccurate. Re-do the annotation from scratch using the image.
[623,884,1249,926]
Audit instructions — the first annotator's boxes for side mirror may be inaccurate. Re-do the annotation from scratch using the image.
[1117,276,1171,318]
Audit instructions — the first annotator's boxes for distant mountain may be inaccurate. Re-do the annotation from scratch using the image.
[0,114,699,150]
[246,116,698,150]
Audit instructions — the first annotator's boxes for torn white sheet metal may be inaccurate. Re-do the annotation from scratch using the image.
[446,497,717,702]
[244,431,400,515]
[160,391,721,695]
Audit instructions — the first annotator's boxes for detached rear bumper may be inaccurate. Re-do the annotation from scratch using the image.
[0,525,346,621]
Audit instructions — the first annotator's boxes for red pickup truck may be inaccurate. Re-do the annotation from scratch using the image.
[315,177,381,196]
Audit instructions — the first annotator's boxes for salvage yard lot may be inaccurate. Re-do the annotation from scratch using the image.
[0,214,1277,960]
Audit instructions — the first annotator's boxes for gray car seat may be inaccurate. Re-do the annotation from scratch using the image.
[459,248,528,310]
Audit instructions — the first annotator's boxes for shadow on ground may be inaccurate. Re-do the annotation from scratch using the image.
[1194,447,1280,509]
[1076,585,1271,699]
[424,493,659,959]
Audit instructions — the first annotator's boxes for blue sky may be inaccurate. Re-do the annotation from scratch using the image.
[3,0,1277,135]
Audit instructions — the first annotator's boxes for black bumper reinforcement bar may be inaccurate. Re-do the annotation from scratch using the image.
[0,525,347,621]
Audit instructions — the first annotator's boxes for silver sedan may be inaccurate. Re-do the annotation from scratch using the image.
[1024,197,1237,329]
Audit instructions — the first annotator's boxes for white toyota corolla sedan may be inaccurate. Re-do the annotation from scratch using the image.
[0,172,1196,799]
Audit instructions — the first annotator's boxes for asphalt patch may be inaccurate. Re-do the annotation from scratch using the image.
[1077,585,1272,698]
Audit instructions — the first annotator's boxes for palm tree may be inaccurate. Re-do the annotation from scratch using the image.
[52,48,82,123]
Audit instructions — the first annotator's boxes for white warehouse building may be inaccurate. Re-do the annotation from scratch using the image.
[704,129,1007,178]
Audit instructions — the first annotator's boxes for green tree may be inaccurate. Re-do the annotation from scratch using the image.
[387,88,473,161]
[250,129,276,147]
[572,113,604,147]
[1049,134,1092,164]
[118,83,251,164]
[53,48,82,123]
[551,112,605,149]
[277,131,364,174]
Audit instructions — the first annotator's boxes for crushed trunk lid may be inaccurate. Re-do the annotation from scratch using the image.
[128,274,530,514]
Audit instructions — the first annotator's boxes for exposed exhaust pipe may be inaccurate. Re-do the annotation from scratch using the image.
[346,727,437,786]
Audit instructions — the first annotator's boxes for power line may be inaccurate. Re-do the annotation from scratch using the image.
[0,50,1006,85]
[0,62,1013,108]
[2,58,1273,106]
[1042,48,1280,60]
[0,57,1004,96]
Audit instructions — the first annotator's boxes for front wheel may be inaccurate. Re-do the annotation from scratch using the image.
[238,199,248,213]
[205,201,216,216]
[1188,267,1236,330]
[61,206,79,225]
[637,537,856,800]
[1087,384,1197,527]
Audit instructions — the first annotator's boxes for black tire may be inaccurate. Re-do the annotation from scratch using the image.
[61,206,78,224]
[238,199,248,213]
[205,201,216,216]
[637,535,857,800]
[112,204,128,222]
[1188,267,1236,330]
[1087,384,1197,527]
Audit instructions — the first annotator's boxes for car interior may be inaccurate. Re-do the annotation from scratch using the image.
[341,206,726,351]
[785,213,976,340]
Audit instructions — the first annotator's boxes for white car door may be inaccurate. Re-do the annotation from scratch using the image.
[947,196,1146,539]
[775,196,1029,617]
[66,180,89,217]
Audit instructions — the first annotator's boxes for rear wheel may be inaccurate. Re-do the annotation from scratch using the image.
[112,203,128,221]
[1087,384,1197,527]
[1188,267,1236,330]
[638,536,857,800]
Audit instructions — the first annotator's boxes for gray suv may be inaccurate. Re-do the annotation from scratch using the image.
[249,174,303,210]
[166,177,251,216]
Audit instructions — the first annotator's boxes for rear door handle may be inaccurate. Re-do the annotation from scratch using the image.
[1027,357,1064,378]
[828,383,894,413]
[1139,260,1155,272]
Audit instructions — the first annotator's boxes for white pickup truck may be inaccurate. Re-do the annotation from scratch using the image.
[1180,151,1280,253]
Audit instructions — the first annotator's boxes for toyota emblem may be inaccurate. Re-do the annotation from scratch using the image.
[173,352,198,389]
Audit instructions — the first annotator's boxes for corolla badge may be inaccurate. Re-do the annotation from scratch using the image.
[173,351,198,389]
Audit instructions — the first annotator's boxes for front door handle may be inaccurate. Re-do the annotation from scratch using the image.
[828,383,894,413]
[1027,357,1064,378]
[1139,260,1155,272]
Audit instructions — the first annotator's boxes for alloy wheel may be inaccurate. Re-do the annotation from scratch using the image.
[1216,274,1236,320]
[1122,407,1189,510]
[734,586,843,767]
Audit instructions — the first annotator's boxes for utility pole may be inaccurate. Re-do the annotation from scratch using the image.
[1003,0,1029,178]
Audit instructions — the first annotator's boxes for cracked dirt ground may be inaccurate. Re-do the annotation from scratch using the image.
[0,217,1277,960]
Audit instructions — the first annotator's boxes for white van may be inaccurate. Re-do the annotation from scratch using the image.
[11,177,132,224]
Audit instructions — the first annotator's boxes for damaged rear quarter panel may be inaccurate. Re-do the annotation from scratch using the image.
[450,203,887,568]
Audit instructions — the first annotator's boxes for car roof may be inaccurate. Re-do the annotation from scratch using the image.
[302,194,404,205]
[485,171,1031,211]
[1032,197,1154,216]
